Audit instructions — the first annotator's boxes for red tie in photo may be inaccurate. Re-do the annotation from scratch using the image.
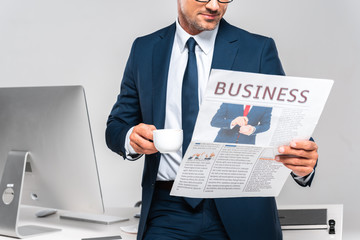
[236,105,251,144]
[243,105,251,117]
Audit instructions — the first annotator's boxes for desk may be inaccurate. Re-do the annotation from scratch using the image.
[0,204,342,240]
[0,206,139,240]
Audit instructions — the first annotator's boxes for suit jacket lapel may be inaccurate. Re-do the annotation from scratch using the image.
[152,23,176,129]
[212,19,239,70]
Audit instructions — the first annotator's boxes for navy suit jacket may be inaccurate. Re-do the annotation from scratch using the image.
[106,19,313,240]
[211,103,272,144]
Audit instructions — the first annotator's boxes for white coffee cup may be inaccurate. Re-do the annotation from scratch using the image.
[153,129,183,153]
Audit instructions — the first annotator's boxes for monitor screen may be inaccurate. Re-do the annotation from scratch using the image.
[0,85,104,214]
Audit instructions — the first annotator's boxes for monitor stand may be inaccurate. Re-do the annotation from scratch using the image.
[0,151,61,238]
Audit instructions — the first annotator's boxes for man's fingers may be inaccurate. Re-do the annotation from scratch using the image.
[240,129,251,136]
[130,123,157,154]
[130,140,143,154]
[277,140,318,158]
[275,152,317,177]
[130,131,155,149]
[278,144,318,160]
[233,116,249,127]
[239,116,248,126]
[289,140,318,151]
[133,123,156,141]
[130,139,156,155]
[239,125,254,136]
[276,155,316,167]
[239,118,246,126]
[276,140,318,177]
[282,163,314,177]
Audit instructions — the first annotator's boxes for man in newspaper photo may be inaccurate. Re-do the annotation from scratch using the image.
[106,0,319,239]
[211,103,272,144]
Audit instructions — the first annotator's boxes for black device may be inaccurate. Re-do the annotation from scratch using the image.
[328,219,336,234]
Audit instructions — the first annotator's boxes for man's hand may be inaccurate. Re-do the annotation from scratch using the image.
[231,116,248,127]
[239,125,255,136]
[275,140,318,177]
[129,123,158,155]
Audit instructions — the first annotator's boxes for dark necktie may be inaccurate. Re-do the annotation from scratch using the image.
[182,37,199,156]
[181,37,203,208]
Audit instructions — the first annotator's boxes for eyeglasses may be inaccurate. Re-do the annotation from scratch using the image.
[195,0,233,3]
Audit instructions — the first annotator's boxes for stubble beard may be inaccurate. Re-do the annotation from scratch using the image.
[188,15,219,32]
[179,2,222,33]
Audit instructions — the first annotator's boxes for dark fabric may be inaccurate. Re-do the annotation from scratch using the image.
[181,37,199,156]
[144,188,229,240]
[155,181,174,191]
[181,37,203,209]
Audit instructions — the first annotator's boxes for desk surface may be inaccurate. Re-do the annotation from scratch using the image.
[0,204,343,240]
[1,206,139,240]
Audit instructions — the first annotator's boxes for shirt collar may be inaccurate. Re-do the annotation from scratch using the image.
[175,19,219,55]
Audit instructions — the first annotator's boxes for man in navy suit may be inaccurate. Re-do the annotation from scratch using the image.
[106,0,319,239]
[211,103,272,144]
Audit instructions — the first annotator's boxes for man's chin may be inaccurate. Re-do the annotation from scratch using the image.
[202,23,219,31]
[196,19,220,31]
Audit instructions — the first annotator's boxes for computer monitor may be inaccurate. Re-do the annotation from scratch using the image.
[0,86,118,238]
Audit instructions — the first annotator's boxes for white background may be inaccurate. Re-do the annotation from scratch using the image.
[0,0,359,239]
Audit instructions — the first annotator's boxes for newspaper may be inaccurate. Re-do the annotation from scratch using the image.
[170,69,333,198]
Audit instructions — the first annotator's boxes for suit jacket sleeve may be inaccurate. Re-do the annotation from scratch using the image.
[259,38,285,76]
[210,103,234,129]
[105,39,142,159]
[252,107,272,135]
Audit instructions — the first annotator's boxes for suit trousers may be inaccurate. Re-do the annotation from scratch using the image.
[143,186,229,240]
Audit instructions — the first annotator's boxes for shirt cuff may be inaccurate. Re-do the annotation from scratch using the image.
[291,170,314,186]
[125,126,143,160]
[250,126,256,135]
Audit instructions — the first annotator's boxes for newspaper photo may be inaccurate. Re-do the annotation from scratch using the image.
[170,69,333,198]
